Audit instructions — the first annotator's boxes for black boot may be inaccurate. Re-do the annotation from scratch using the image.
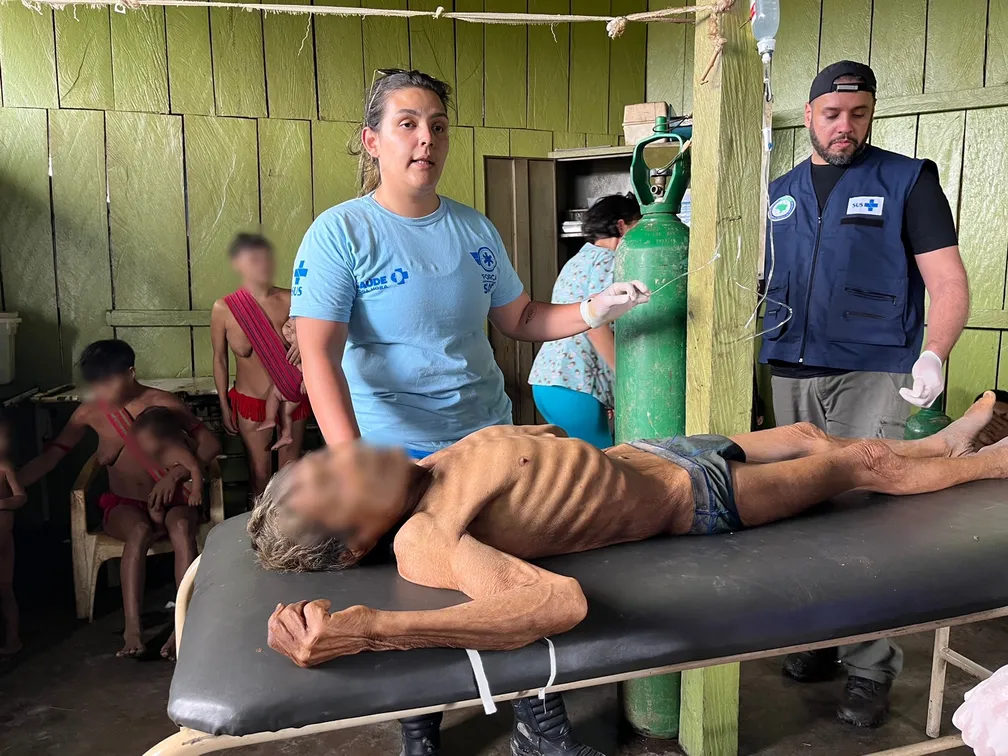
[399,713,443,756]
[837,676,892,728]
[510,694,605,756]
[782,648,841,683]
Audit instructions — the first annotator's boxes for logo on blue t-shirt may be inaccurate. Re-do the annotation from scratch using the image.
[359,267,411,294]
[292,260,309,296]
[470,247,498,293]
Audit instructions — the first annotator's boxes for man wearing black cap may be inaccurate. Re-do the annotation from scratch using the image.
[759,61,970,727]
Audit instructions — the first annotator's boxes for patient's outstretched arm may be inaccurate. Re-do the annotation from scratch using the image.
[267,518,586,668]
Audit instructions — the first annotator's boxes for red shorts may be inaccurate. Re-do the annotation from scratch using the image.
[228,387,312,423]
[99,490,189,529]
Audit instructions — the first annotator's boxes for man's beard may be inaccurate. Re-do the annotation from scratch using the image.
[809,127,868,167]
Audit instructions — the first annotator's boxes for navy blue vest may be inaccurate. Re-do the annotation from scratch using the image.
[758,146,927,373]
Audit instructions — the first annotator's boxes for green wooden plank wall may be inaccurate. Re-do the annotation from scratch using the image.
[735,1,1008,418]
[0,1,633,386]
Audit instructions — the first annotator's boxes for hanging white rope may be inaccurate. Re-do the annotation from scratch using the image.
[13,0,734,74]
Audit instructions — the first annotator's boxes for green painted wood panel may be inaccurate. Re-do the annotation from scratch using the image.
[193,327,214,377]
[455,0,485,126]
[871,115,918,156]
[211,3,267,117]
[259,119,313,285]
[793,126,812,164]
[957,107,1008,310]
[818,0,871,68]
[527,0,570,132]
[50,109,113,379]
[608,0,646,135]
[474,126,510,212]
[989,0,1008,87]
[106,112,188,312]
[510,128,552,157]
[924,0,987,94]
[586,133,616,147]
[947,330,1000,419]
[554,132,586,150]
[440,126,475,205]
[869,0,926,97]
[264,0,317,119]
[484,0,527,128]
[118,327,193,379]
[645,0,686,112]
[312,120,361,214]
[681,0,693,113]
[316,0,364,122]
[166,6,214,115]
[0,108,61,385]
[110,7,169,113]
[569,0,609,133]
[916,111,966,227]
[363,0,411,76]
[770,128,795,180]
[185,116,260,310]
[409,0,457,113]
[998,334,1008,392]
[55,7,113,109]
[772,0,820,112]
[0,5,58,108]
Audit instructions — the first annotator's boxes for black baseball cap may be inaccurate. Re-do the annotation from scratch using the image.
[809,60,877,102]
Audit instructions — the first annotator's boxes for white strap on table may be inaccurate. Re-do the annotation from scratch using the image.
[538,638,557,700]
[466,648,497,714]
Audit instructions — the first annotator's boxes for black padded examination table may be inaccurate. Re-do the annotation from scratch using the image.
[148,481,1008,755]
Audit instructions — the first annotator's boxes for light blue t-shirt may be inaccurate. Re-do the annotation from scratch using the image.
[290,195,525,451]
[528,243,615,407]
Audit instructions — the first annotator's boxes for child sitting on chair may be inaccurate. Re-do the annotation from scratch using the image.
[131,407,204,534]
[0,414,27,655]
[257,318,306,452]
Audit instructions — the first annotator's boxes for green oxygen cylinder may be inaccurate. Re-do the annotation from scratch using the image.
[904,406,952,440]
[615,117,692,740]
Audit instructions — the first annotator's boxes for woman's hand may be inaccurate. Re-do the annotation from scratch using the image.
[581,281,651,328]
[148,466,187,508]
[220,400,238,436]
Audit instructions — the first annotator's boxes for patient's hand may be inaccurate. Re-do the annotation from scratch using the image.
[268,600,376,667]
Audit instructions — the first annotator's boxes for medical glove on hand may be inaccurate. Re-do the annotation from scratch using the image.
[899,351,944,408]
[580,281,651,329]
[953,664,1008,756]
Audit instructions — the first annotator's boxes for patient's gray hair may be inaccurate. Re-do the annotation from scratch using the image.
[246,463,354,572]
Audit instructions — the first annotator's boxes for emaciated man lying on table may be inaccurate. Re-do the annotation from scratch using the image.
[250,393,1007,674]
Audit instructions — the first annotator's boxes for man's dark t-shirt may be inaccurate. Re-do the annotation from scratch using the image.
[770,159,958,379]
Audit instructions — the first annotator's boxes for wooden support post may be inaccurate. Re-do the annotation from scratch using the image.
[678,2,764,755]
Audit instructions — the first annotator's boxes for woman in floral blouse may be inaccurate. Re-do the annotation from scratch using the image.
[528,194,641,447]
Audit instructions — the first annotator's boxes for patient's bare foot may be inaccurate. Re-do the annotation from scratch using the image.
[161,631,176,662]
[117,630,145,658]
[936,392,995,457]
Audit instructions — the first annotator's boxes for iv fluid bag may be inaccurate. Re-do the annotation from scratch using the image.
[750,0,780,52]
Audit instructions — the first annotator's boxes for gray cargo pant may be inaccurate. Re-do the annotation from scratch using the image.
[771,370,913,684]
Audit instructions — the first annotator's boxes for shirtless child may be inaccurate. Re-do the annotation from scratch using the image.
[257,318,306,451]
[0,415,27,656]
[20,340,221,658]
[130,407,205,535]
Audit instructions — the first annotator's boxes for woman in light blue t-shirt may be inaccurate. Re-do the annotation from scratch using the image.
[290,71,650,460]
[529,195,641,448]
[286,70,649,756]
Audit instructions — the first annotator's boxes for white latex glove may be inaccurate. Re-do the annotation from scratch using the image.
[580,281,651,329]
[953,664,1008,756]
[899,350,944,408]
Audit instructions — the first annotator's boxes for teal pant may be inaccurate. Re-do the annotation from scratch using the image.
[531,384,613,449]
